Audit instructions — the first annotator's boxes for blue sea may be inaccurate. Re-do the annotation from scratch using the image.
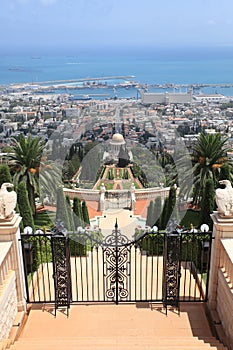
[1,47,233,99]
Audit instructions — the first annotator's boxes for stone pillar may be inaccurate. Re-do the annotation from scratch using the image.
[0,213,26,312]
[208,211,233,311]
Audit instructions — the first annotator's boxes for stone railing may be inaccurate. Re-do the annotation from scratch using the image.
[217,238,233,347]
[0,242,13,286]
[0,242,18,348]
[220,239,233,288]
[63,188,100,201]
[135,187,170,200]
[64,186,171,203]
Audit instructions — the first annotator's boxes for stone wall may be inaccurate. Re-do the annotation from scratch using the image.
[0,271,17,343]
[208,212,233,349]
[0,214,26,348]
[216,269,233,345]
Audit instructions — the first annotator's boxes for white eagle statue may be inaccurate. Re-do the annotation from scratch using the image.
[0,183,17,220]
[215,180,233,217]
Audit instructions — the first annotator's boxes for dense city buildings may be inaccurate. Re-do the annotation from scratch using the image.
[1,85,233,349]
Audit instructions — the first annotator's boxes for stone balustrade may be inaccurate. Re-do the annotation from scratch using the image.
[208,212,233,349]
[219,239,233,288]
[0,242,17,346]
[135,187,170,200]
[0,214,26,349]
[63,188,100,201]
[0,242,13,285]
[64,186,170,202]
[216,238,233,347]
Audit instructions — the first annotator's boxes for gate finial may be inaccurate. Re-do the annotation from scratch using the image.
[115,219,118,229]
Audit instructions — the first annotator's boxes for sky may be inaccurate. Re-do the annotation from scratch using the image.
[1,0,233,54]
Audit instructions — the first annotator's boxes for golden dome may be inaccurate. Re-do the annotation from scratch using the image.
[112,133,125,143]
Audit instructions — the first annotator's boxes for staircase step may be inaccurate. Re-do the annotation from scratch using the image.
[10,337,227,350]
[9,304,228,350]
[11,346,227,350]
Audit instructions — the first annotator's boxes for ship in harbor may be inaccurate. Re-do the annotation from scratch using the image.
[68,94,92,101]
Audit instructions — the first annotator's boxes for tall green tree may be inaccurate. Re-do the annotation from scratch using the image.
[218,163,232,182]
[82,201,90,226]
[65,195,75,231]
[56,186,69,230]
[9,134,46,215]
[146,200,154,227]
[160,186,177,229]
[17,181,35,230]
[118,145,130,168]
[9,134,61,215]
[191,132,232,205]
[73,197,83,228]
[160,197,169,230]
[0,164,12,187]
[154,196,162,229]
[200,178,215,229]
[166,185,178,224]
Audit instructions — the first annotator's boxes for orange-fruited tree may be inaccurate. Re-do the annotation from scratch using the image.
[9,134,61,216]
[191,132,233,205]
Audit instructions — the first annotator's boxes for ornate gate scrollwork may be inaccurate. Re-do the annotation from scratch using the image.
[163,225,181,314]
[103,221,130,304]
[51,223,72,316]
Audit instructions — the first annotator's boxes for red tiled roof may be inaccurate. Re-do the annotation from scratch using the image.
[134,199,149,218]
[86,201,102,219]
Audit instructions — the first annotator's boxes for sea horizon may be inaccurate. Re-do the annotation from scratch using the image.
[1,46,233,99]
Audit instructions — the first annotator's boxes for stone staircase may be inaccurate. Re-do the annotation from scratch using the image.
[9,303,228,350]
[9,336,227,349]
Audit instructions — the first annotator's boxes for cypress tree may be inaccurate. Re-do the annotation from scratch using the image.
[82,201,90,226]
[200,178,214,229]
[146,200,154,227]
[73,197,83,228]
[0,164,12,187]
[218,163,232,182]
[56,186,69,230]
[160,197,169,230]
[65,195,75,231]
[118,145,130,168]
[0,164,11,184]
[17,181,35,230]
[154,196,162,229]
[163,186,177,229]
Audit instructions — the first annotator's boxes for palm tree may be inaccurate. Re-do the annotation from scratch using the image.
[9,134,61,216]
[191,132,232,205]
[9,134,45,215]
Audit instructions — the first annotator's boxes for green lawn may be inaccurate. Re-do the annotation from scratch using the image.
[97,182,114,190]
[34,211,56,230]
[134,181,141,189]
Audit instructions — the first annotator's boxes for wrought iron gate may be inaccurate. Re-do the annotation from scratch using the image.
[20,223,213,308]
[105,191,131,209]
